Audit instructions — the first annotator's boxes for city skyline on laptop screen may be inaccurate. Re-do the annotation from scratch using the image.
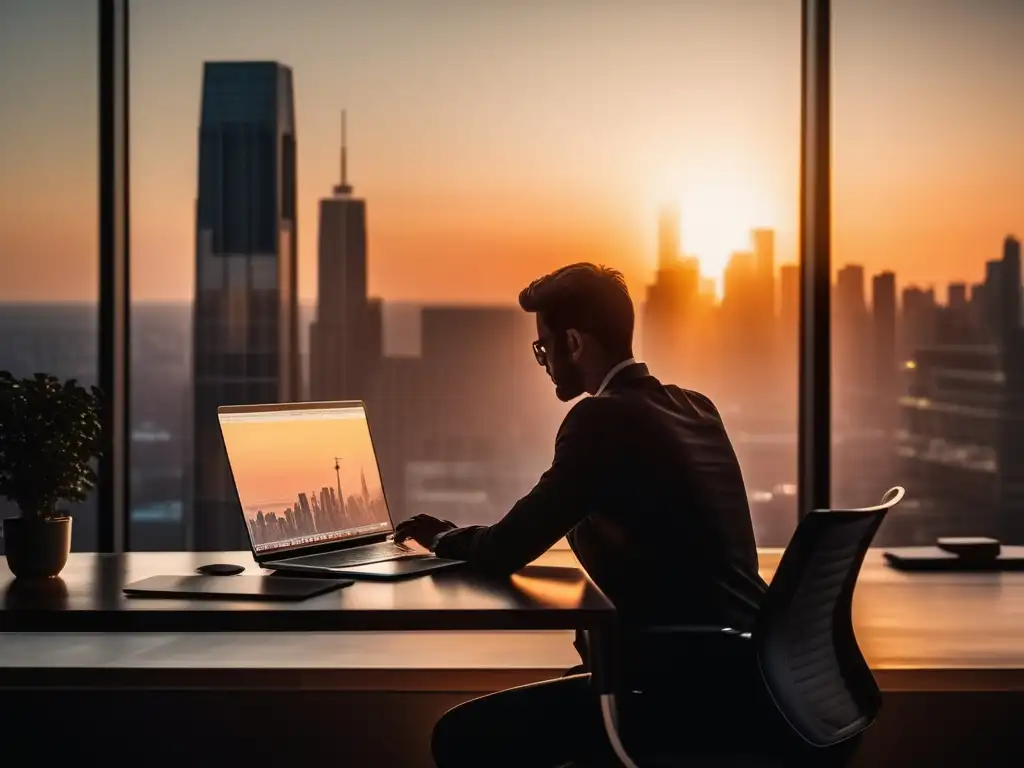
[218,403,392,555]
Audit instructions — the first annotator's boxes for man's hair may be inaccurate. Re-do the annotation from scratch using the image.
[518,263,634,358]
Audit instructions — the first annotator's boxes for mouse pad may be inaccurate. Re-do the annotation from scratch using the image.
[123,575,352,600]
[884,546,1024,572]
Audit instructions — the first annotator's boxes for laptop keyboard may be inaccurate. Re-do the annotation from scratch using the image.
[284,541,424,569]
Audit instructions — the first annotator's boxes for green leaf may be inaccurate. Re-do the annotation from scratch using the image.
[0,370,104,518]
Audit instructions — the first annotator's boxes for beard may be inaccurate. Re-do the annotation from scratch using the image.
[550,359,586,402]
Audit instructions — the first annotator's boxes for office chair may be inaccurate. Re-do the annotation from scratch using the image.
[593,486,906,767]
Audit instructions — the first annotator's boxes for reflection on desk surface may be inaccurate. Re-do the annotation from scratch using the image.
[510,565,588,607]
[1,548,1024,673]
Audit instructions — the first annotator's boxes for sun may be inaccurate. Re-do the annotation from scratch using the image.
[675,170,778,294]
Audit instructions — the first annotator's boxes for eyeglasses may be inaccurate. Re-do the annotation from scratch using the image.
[531,339,547,367]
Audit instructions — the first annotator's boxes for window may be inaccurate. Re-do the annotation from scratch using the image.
[832,0,1024,543]
[125,0,804,551]
[0,0,100,551]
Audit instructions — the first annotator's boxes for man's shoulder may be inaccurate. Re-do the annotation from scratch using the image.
[557,394,624,435]
[662,384,722,417]
[564,393,619,420]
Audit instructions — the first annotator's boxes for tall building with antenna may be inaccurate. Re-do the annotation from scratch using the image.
[310,110,374,402]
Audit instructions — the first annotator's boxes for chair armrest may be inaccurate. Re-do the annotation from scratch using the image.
[638,624,751,638]
[589,625,753,694]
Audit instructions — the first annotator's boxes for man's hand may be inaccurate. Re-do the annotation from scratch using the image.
[394,514,456,549]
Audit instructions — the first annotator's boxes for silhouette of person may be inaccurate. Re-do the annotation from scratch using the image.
[396,263,767,767]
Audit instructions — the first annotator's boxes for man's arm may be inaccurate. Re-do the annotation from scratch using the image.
[433,397,613,575]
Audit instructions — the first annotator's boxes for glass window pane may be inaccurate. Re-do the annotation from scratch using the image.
[0,0,99,551]
[132,0,800,551]
[833,0,1023,543]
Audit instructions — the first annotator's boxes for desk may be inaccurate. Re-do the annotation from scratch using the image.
[2,549,1023,687]
[3,549,1022,768]
[0,550,614,633]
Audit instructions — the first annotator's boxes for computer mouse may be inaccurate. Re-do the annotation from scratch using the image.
[196,563,245,576]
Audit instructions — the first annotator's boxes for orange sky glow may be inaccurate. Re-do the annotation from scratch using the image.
[0,0,1020,305]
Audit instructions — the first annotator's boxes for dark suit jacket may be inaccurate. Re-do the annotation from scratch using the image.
[433,362,767,667]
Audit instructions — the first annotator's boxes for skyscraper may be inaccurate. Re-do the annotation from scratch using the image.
[835,265,867,319]
[752,228,775,318]
[722,251,756,311]
[643,204,699,382]
[1001,236,1022,340]
[190,61,300,550]
[983,258,1005,337]
[948,283,968,309]
[777,262,801,418]
[720,250,765,404]
[834,266,866,354]
[310,110,373,401]
[900,285,937,360]
[871,271,898,426]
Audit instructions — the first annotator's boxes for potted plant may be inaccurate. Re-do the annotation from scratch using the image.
[0,371,102,579]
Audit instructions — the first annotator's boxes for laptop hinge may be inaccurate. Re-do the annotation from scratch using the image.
[256,530,392,563]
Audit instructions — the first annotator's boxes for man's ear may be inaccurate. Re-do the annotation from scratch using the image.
[565,329,583,361]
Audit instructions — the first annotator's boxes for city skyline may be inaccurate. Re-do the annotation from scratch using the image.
[1,0,1022,304]
[219,410,387,523]
[244,476,388,551]
[1,223,1019,550]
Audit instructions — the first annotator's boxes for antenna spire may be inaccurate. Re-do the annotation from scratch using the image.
[341,109,347,187]
[334,109,353,196]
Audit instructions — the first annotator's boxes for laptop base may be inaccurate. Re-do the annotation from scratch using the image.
[267,557,464,581]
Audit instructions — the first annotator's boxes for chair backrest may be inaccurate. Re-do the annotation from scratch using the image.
[754,486,905,748]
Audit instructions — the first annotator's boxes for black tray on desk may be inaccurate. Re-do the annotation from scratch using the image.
[123,574,352,601]
[884,546,1024,572]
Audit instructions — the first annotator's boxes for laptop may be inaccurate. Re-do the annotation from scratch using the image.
[217,400,463,579]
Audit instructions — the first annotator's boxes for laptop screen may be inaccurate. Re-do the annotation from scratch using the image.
[218,402,392,556]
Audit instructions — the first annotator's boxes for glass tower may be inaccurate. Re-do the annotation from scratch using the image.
[189,61,300,550]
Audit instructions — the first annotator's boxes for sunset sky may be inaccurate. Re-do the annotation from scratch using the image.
[0,0,1021,304]
[219,408,386,518]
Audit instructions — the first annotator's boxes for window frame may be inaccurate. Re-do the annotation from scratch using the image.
[95,0,834,551]
[798,0,832,518]
[97,0,130,552]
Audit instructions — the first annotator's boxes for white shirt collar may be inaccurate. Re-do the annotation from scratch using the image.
[594,358,638,397]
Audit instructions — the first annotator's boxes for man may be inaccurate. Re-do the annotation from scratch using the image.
[396,263,767,767]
